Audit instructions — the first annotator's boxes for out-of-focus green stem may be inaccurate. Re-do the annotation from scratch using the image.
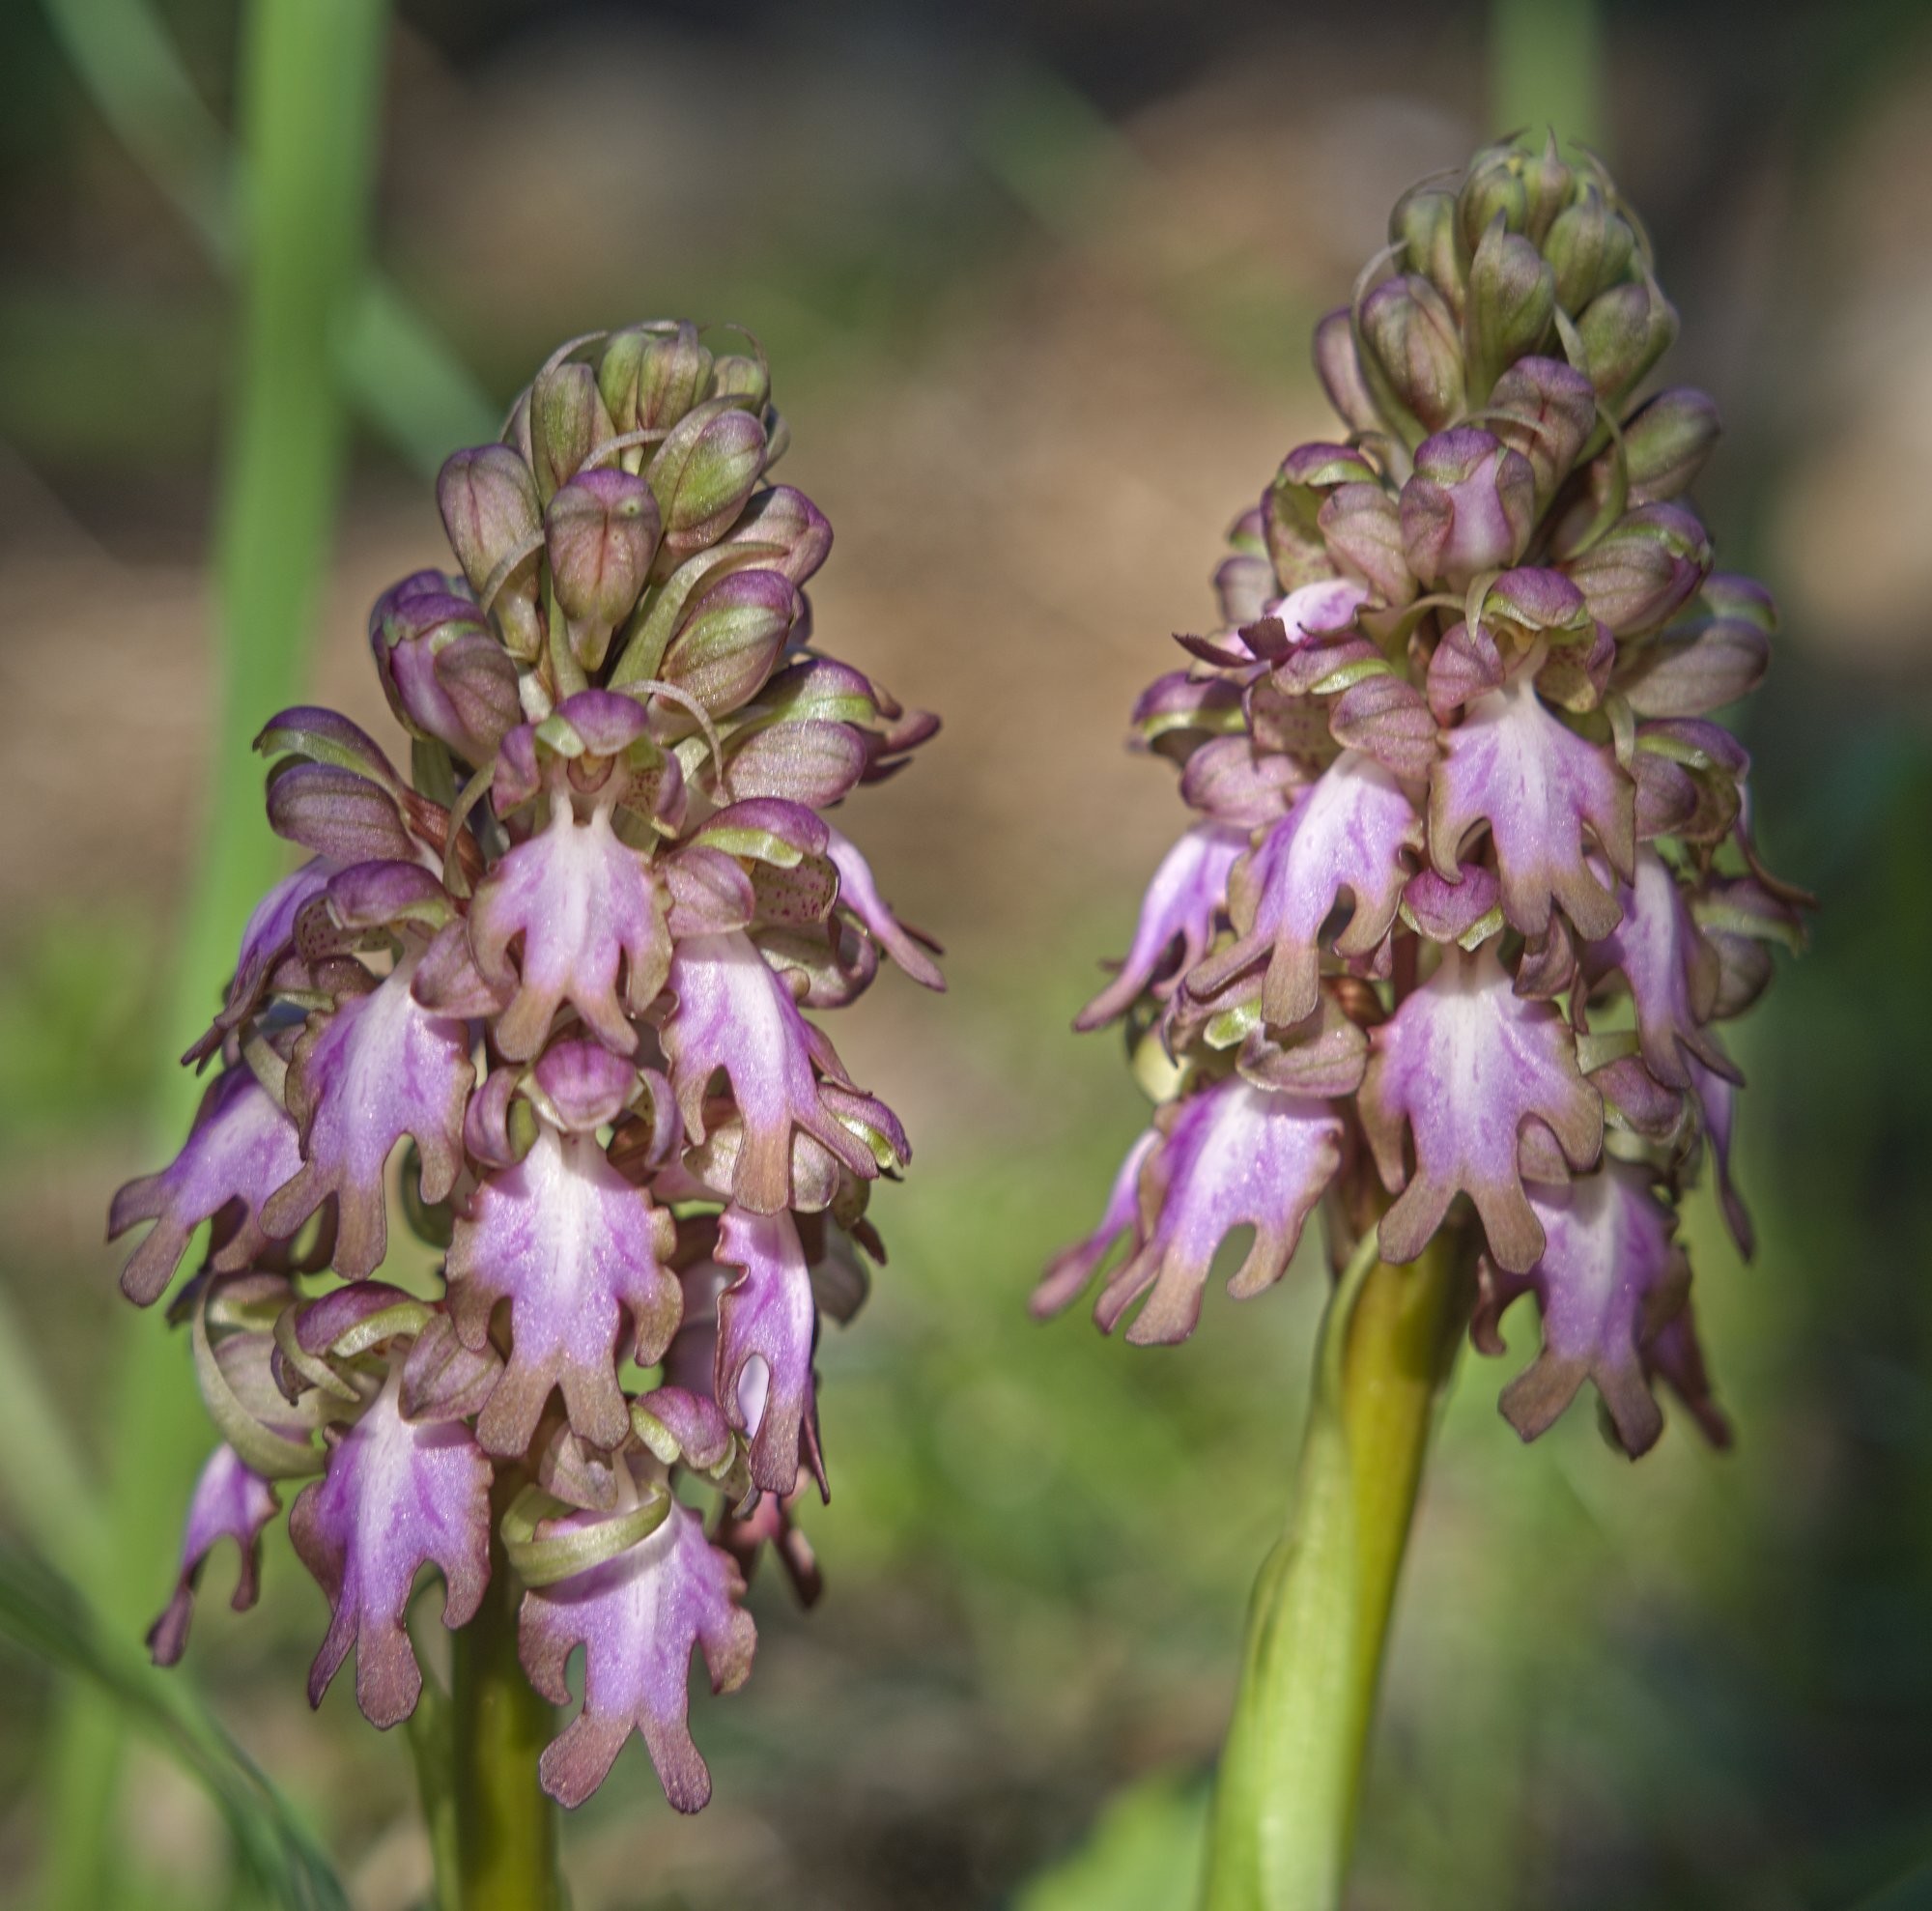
[38,0,495,476]
[40,3,391,1905]
[437,1489,562,1911]
[1201,1226,1473,1911]
[1490,0,1605,154]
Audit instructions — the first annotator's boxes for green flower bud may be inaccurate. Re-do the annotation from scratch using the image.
[1358,273,1465,440]
[1573,273,1679,406]
[1620,386,1722,502]
[1464,216,1557,402]
[1544,184,1637,313]
[1458,144,1530,252]
[599,321,713,441]
[528,361,614,505]
[1390,185,1467,316]
[437,444,544,661]
[1520,131,1576,245]
[646,396,769,568]
[545,470,662,671]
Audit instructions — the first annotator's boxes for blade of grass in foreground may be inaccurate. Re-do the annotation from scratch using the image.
[39,1,394,1903]
[38,0,495,476]
[3,1545,349,1911]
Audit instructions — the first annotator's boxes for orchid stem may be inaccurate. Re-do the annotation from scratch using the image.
[428,1496,562,1911]
[1202,1224,1474,1911]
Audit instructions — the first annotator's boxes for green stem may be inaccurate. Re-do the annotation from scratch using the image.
[427,1500,562,1911]
[39,3,390,1905]
[1201,1225,1474,1911]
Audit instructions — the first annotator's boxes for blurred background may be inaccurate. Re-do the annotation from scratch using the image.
[3,0,1931,1906]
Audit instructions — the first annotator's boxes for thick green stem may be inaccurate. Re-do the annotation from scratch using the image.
[38,3,390,1905]
[1201,1225,1474,1911]
[417,1502,562,1911]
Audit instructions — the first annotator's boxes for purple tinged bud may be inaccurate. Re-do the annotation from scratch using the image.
[1544,184,1637,312]
[1358,273,1465,437]
[1485,566,1588,636]
[267,762,413,867]
[647,398,768,564]
[1575,275,1680,405]
[149,1444,279,1667]
[1489,355,1599,504]
[438,444,544,660]
[520,1493,754,1811]
[1360,943,1603,1272]
[1463,217,1557,402]
[660,568,798,718]
[1425,618,1505,720]
[1317,484,1415,606]
[725,484,833,586]
[545,470,662,670]
[290,1367,493,1727]
[1313,307,1380,434]
[530,1040,639,1133]
[1399,428,1536,587]
[1619,387,1722,503]
[1563,501,1712,635]
[1329,673,1437,780]
[1399,429,1530,584]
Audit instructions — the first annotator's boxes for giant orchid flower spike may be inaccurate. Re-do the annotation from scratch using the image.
[114,324,940,1840]
[1041,136,1806,1903]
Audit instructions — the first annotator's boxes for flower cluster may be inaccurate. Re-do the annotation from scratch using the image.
[1041,138,1804,1456]
[114,324,940,1811]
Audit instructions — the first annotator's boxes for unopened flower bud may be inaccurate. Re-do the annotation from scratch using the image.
[1457,143,1529,251]
[1520,132,1576,245]
[1575,274,1679,405]
[1488,355,1599,505]
[438,444,544,661]
[1390,185,1465,315]
[1463,217,1557,402]
[1543,184,1637,312]
[1563,501,1712,634]
[528,360,614,504]
[1399,427,1535,587]
[1319,482,1415,606]
[1313,307,1380,434]
[546,470,662,670]
[368,580,521,764]
[647,398,768,565]
[1358,273,1464,437]
[1620,386,1722,502]
[599,322,713,439]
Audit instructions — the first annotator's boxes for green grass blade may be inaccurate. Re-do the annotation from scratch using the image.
[2,1544,349,1911]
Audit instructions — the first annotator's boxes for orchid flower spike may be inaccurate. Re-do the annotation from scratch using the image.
[113,323,941,1813]
[1043,135,1807,1459]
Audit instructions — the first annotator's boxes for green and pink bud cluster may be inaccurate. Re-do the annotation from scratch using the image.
[1042,138,1804,1456]
[113,324,941,1811]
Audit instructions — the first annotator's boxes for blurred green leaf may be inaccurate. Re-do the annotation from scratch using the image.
[0,1543,348,1911]
[1017,1773,1209,1911]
